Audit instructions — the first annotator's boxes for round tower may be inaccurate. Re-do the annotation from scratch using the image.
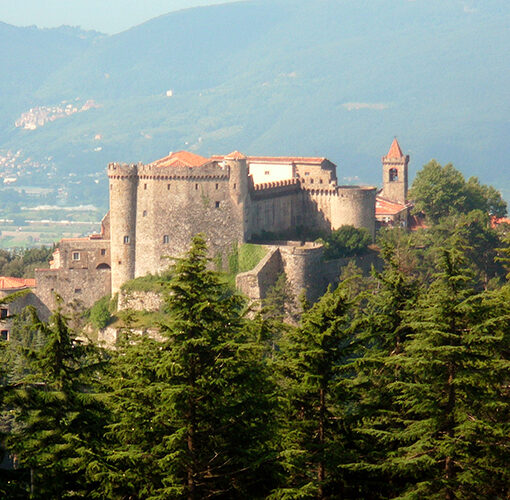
[224,151,251,240]
[330,186,377,240]
[108,162,138,293]
[279,243,325,302]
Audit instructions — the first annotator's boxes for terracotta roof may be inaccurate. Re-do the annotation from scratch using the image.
[211,154,328,165]
[375,196,409,216]
[386,138,404,159]
[0,277,36,290]
[491,216,510,227]
[150,151,209,168]
[224,150,247,160]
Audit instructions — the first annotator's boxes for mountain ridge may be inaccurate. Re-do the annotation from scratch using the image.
[1,0,509,209]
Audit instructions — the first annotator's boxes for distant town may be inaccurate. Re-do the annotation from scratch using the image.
[14,98,100,130]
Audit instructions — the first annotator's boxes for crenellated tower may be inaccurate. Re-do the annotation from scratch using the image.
[381,138,409,204]
[225,151,251,241]
[108,162,138,293]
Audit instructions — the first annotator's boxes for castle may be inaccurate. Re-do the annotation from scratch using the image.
[28,138,409,318]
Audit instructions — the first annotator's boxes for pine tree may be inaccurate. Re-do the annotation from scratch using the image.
[95,234,277,499]
[273,283,358,499]
[344,237,420,499]
[387,247,510,498]
[6,305,107,498]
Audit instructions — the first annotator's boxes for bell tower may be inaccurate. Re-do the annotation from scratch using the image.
[381,138,409,204]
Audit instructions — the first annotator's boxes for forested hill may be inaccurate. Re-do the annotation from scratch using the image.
[1,0,510,206]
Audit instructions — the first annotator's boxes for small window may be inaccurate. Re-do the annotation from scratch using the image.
[163,235,169,244]
[118,260,122,264]
[319,179,323,184]
[389,168,398,182]
[265,171,270,175]
[305,172,310,176]
[143,210,147,217]
[123,236,130,244]
[195,183,199,190]
[310,179,314,184]
[0,308,8,319]
[233,183,237,189]
[101,249,106,256]
[215,201,220,208]
[167,184,171,190]
[144,183,147,190]
[72,252,80,261]
[215,183,219,190]
[1,330,8,341]
[75,288,82,294]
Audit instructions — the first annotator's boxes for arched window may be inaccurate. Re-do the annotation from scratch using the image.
[96,263,111,270]
[389,168,398,182]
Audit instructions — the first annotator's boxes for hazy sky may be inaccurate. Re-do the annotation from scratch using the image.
[0,0,242,34]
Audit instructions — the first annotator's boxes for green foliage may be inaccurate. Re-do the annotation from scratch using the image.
[89,294,113,329]
[2,217,510,498]
[409,160,507,221]
[320,225,371,260]
[385,248,510,498]
[238,243,268,272]
[228,242,267,276]
[93,234,277,499]
[0,246,53,278]
[6,306,108,498]
[274,284,358,498]
[120,272,168,292]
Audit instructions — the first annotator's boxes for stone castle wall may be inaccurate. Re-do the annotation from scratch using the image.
[35,237,111,313]
[108,159,247,292]
[35,267,111,314]
[236,247,283,300]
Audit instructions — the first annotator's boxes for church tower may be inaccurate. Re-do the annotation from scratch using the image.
[381,138,409,204]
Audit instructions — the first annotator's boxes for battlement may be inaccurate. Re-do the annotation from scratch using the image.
[251,178,301,199]
[108,162,138,178]
[253,178,301,190]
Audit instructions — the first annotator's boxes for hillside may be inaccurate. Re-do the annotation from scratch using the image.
[1,0,510,211]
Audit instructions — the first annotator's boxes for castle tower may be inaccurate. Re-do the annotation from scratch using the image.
[381,138,409,204]
[108,162,138,293]
[225,151,251,241]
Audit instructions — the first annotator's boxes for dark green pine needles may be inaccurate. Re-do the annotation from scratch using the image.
[93,234,276,499]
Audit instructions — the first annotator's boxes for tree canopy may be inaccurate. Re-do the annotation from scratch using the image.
[409,160,507,221]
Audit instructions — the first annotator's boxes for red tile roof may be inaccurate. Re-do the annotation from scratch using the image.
[211,154,328,165]
[386,138,404,159]
[491,216,510,227]
[375,196,409,216]
[150,151,209,168]
[0,277,36,290]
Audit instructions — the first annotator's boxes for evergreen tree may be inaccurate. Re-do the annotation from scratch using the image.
[273,283,358,499]
[6,305,107,498]
[387,247,510,498]
[347,237,420,498]
[95,235,277,499]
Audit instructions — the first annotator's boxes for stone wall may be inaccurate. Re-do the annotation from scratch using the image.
[35,237,111,314]
[235,243,382,306]
[0,289,49,338]
[35,267,111,314]
[118,289,164,312]
[236,247,283,301]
